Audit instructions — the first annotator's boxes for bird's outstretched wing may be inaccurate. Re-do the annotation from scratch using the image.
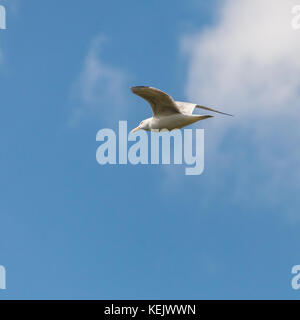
[131,86,181,117]
[175,101,233,116]
[175,101,197,115]
[196,105,234,117]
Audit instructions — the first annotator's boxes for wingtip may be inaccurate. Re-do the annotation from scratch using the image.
[131,85,150,91]
[220,113,234,117]
[196,105,234,117]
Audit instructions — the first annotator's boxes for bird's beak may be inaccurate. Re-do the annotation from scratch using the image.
[130,126,140,133]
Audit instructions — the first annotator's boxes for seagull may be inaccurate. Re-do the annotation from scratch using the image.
[130,86,233,133]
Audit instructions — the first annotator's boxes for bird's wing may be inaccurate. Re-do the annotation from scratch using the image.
[175,101,197,115]
[175,101,233,117]
[131,86,181,117]
[196,105,234,117]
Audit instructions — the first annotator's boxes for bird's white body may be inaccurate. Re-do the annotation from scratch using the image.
[144,114,211,131]
[130,86,233,133]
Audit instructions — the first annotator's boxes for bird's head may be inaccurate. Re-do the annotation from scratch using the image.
[131,118,151,133]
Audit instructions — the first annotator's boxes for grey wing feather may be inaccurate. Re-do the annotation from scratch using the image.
[196,105,234,117]
[176,101,233,117]
[131,86,181,117]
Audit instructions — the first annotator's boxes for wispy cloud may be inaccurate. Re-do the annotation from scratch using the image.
[179,0,300,217]
[70,35,129,126]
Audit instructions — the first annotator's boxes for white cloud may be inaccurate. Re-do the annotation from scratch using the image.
[70,35,129,125]
[180,0,300,215]
[183,0,300,119]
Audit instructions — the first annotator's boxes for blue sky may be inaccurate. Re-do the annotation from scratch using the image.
[1,0,300,299]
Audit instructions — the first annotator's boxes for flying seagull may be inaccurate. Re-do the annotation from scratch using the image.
[130,86,233,133]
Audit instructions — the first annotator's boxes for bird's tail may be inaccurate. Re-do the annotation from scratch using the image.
[196,115,214,121]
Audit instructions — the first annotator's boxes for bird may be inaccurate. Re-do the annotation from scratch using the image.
[130,86,233,133]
